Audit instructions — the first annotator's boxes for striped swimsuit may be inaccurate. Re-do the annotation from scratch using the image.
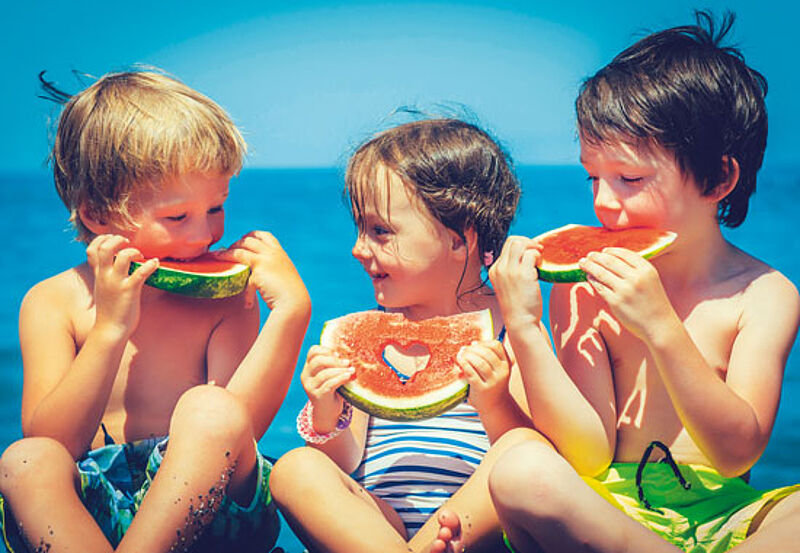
[351,401,490,537]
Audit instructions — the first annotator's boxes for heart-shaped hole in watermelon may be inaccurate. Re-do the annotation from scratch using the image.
[322,309,493,420]
[382,342,432,384]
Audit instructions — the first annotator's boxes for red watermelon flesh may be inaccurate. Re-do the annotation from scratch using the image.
[321,309,494,420]
[157,253,237,274]
[535,224,677,283]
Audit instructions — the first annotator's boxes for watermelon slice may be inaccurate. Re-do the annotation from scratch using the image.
[321,309,494,421]
[535,224,677,283]
[129,253,251,298]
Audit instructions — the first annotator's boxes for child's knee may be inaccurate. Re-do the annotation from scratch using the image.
[489,440,569,515]
[171,384,252,443]
[270,447,329,501]
[0,437,75,493]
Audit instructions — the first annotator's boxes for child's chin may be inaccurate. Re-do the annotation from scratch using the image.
[373,290,400,308]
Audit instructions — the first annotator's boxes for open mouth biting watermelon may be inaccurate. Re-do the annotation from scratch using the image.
[321,309,494,421]
[534,224,677,283]
[129,254,251,298]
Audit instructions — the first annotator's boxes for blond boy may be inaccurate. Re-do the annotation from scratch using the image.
[0,70,310,552]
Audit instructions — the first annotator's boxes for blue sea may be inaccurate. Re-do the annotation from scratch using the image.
[2,165,799,551]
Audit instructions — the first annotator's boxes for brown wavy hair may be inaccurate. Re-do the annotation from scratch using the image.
[345,118,520,291]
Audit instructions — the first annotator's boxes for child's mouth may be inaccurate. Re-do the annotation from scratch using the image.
[163,252,208,263]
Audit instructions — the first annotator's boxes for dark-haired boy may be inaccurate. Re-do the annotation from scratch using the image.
[483,12,800,553]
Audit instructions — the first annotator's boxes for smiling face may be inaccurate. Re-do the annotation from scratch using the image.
[86,171,230,261]
[579,138,716,234]
[350,166,467,317]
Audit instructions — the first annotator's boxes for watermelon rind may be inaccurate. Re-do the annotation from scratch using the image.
[338,378,470,422]
[321,309,494,421]
[535,224,677,283]
[129,259,251,298]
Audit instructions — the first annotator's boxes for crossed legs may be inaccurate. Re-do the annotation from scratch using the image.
[0,385,259,553]
[487,439,800,553]
[271,426,545,553]
[418,427,548,553]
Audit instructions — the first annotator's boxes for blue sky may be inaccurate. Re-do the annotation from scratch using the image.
[3,1,796,170]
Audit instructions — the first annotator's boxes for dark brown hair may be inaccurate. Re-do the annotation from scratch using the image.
[576,11,767,227]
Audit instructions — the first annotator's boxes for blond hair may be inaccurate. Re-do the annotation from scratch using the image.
[50,69,247,241]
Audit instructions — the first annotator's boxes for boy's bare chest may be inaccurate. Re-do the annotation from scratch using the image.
[74,299,221,443]
[603,295,739,462]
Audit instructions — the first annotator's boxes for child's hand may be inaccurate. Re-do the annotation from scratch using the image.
[458,340,512,414]
[488,235,543,328]
[220,231,311,312]
[300,345,355,433]
[579,247,674,340]
[86,234,159,340]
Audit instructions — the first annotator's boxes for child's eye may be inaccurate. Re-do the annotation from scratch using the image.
[208,205,224,215]
[165,214,186,222]
[621,176,643,184]
[586,175,598,184]
[371,224,393,238]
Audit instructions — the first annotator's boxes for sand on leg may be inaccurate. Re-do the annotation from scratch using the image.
[0,436,113,552]
[116,385,261,553]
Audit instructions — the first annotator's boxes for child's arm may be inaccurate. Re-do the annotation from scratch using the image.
[210,231,312,440]
[20,235,159,458]
[581,248,800,476]
[300,344,368,472]
[457,340,533,442]
[489,236,617,475]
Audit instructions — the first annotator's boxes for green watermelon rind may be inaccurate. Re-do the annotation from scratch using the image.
[338,379,470,422]
[535,224,677,283]
[129,260,251,298]
[321,309,494,421]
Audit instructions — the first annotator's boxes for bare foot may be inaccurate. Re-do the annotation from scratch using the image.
[431,508,464,553]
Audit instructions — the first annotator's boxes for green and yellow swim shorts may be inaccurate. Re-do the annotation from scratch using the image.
[582,461,799,552]
[504,441,799,553]
[503,461,798,552]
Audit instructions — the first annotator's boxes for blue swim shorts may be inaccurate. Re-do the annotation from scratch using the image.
[1,436,279,552]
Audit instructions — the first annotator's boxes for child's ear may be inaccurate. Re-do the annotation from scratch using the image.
[707,156,740,202]
[77,205,111,235]
[451,228,478,257]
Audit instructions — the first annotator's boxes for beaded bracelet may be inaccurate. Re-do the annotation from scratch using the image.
[296,400,353,444]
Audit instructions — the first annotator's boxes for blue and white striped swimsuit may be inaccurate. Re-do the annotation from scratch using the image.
[351,402,490,537]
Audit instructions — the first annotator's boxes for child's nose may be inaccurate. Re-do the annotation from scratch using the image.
[188,218,215,246]
[593,179,621,212]
[351,234,370,260]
